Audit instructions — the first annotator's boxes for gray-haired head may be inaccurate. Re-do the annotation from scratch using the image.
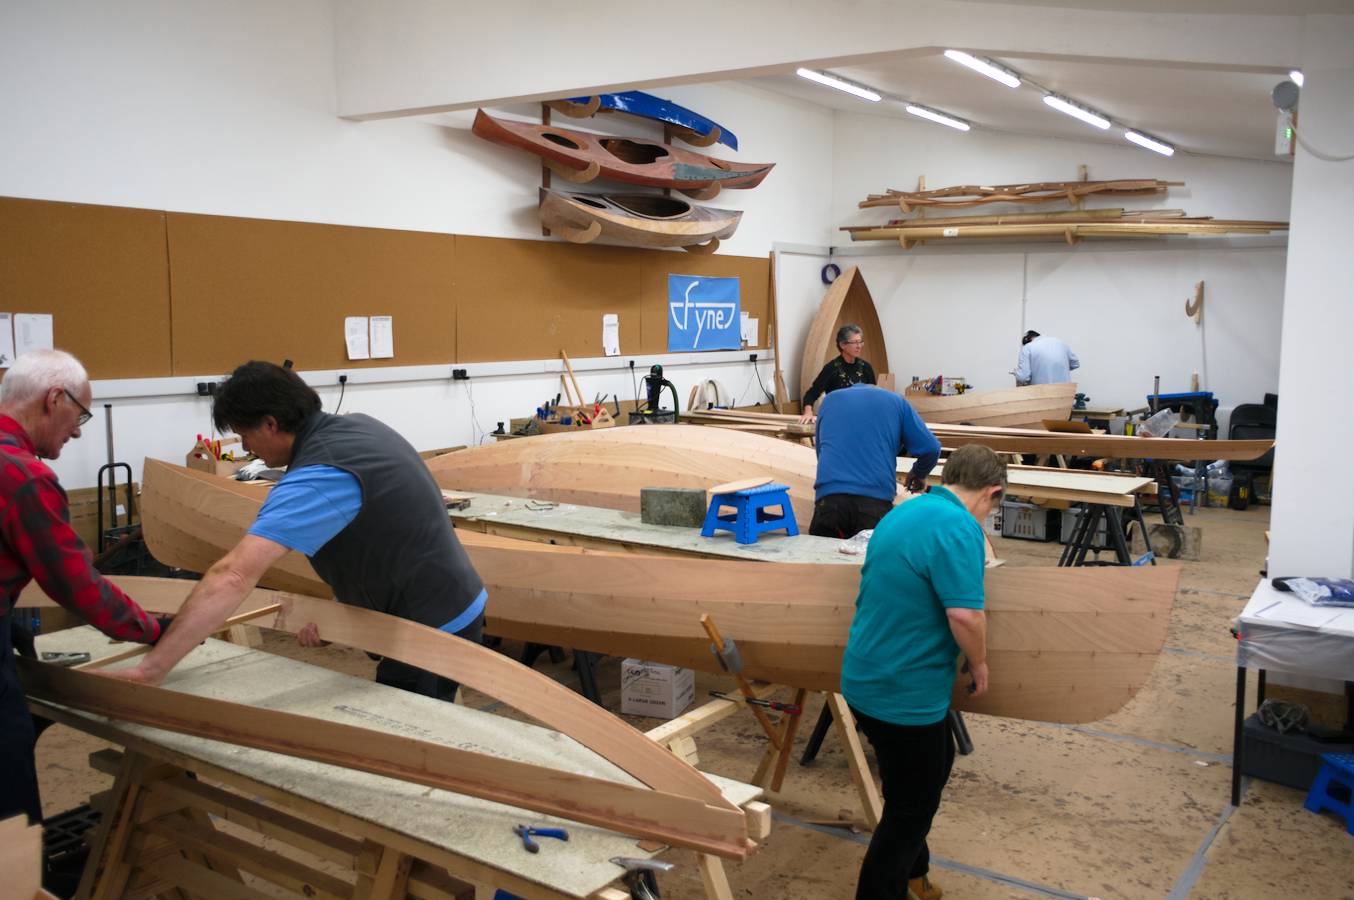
[0,349,89,407]
[835,324,863,348]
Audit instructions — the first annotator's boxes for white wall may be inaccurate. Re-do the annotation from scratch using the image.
[1268,16,1354,578]
[0,1,832,488]
[832,111,1292,413]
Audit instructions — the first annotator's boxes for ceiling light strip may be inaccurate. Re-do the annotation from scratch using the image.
[1042,94,1111,130]
[1124,129,1175,157]
[905,104,971,132]
[942,50,1021,88]
[795,68,881,102]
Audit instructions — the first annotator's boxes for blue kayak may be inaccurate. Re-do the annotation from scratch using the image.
[559,90,738,150]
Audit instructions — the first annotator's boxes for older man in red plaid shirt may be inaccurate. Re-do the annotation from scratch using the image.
[1,350,163,825]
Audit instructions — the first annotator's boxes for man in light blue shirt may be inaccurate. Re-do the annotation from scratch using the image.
[1015,330,1080,385]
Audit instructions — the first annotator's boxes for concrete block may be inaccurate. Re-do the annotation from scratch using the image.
[640,487,707,527]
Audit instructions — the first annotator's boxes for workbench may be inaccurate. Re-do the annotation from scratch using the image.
[448,492,858,565]
[30,629,765,900]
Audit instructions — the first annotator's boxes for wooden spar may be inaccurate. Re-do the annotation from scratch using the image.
[135,460,1181,724]
[538,189,742,250]
[18,659,751,859]
[799,266,890,406]
[18,575,729,810]
[903,383,1077,429]
[846,219,1288,243]
[926,422,1274,461]
[841,207,1148,229]
[858,179,1180,209]
[425,425,820,524]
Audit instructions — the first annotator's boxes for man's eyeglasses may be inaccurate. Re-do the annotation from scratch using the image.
[63,389,93,427]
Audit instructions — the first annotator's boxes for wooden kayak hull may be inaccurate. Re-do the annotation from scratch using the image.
[472,110,772,192]
[905,383,1077,429]
[139,459,1179,724]
[553,90,739,150]
[800,266,890,400]
[539,189,741,250]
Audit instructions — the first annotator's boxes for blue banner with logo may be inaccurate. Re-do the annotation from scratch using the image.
[667,275,741,352]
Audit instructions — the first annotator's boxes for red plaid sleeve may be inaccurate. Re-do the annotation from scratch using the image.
[1,476,160,643]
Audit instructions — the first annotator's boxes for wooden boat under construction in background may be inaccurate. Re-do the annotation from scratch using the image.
[538,188,741,252]
[472,110,773,198]
[800,266,891,399]
[140,458,1180,725]
[905,383,1078,429]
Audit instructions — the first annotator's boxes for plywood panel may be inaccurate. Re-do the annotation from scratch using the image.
[0,196,172,378]
[166,213,457,374]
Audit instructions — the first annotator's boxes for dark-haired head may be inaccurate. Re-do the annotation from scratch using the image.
[1022,330,1040,345]
[212,361,321,434]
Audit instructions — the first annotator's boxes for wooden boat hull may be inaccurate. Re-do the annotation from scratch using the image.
[140,459,1180,724]
[800,266,890,400]
[472,110,772,192]
[554,91,738,150]
[905,383,1077,429]
[539,189,741,251]
[427,424,818,524]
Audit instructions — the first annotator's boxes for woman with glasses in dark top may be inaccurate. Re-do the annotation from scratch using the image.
[799,324,877,424]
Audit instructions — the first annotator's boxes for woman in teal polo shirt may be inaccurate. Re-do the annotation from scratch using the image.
[841,444,1006,900]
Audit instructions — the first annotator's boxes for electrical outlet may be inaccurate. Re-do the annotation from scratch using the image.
[749,353,758,363]
[196,382,210,396]
[452,369,469,380]
[338,374,348,385]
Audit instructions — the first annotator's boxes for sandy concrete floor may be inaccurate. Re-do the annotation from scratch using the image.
[32,502,1354,898]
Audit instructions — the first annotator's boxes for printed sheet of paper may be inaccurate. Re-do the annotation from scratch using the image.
[14,314,53,357]
[369,316,394,359]
[344,317,370,360]
[740,314,759,346]
[0,314,14,368]
[602,314,620,357]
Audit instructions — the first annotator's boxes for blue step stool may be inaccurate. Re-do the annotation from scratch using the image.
[1304,752,1354,835]
[701,482,798,545]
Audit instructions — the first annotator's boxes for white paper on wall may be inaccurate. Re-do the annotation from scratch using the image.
[14,314,53,357]
[602,314,620,357]
[0,314,14,368]
[741,315,759,346]
[370,316,394,359]
[344,316,370,360]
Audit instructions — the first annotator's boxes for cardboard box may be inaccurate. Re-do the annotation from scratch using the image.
[186,437,247,476]
[621,659,695,719]
[65,482,138,550]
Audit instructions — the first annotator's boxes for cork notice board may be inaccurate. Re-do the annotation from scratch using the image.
[1,197,769,378]
[0,197,172,378]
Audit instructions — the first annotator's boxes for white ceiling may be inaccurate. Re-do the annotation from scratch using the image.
[745,49,1295,161]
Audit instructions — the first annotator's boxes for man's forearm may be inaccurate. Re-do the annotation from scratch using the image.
[948,610,987,665]
[136,567,250,680]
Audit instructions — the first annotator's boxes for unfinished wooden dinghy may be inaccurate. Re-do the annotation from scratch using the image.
[539,188,741,252]
[800,266,890,399]
[139,460,1180,724]
[426,424,819,524]
[905,383,1077,429]
[472,110,773,198]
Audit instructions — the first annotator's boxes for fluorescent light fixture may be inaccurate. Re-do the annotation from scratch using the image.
[1042,94,1111,130]
[943,50,1021,88]
[1124,129,1175,157]
[1289,69,1304,87]
[795,68,881,102]
[905,104,971,131]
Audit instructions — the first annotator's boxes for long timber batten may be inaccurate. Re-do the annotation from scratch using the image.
[138,459,1180,724]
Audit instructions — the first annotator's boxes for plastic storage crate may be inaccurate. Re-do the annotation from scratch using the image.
[1242,714,1354,791]
[1000,500,1060,542]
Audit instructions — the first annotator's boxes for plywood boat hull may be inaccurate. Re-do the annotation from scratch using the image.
[140,460,1179,724]
[426,424,820,525]
[554,90,739,150]
[800,266,890,400]
[539,189,741,250]
[473,110,772,192]
[905,383,1077,429]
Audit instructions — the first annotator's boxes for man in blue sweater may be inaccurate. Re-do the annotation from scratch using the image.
[810,384,941,539]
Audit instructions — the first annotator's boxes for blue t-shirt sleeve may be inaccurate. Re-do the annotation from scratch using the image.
[248,465,363,556]
[924,519,986,609]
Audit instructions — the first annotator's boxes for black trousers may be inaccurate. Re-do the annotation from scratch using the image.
[850,707,955,900]
[808,494,893,540]
[374,612,484,702]
[1,617,43,824]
